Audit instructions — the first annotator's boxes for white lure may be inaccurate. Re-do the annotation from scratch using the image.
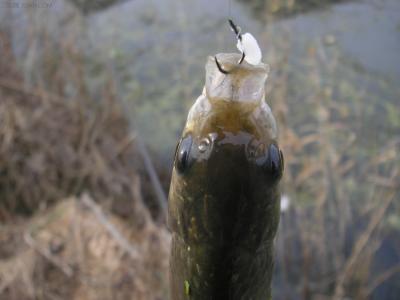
[236,32,262,65]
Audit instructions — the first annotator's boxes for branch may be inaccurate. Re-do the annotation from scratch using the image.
[333,190,395,298]
[24,232,73,277]
[80,194,140,260]
[364,264,400,297]
[135,136,168,216]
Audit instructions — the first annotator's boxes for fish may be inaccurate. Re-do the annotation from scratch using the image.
[168,53,284,300]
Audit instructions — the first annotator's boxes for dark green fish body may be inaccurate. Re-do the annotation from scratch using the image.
[168,53,283,300]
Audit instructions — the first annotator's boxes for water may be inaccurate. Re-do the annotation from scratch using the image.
[81,0,400,161]
[272,0,400,78]
[2,0,399,161]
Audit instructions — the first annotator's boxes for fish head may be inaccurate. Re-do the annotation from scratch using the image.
[169,53,283,245]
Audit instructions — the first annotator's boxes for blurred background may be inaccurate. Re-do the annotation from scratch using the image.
[0,0,399,299]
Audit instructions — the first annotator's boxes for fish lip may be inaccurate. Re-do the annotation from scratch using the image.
[205,53,269,104]
[207,53,269,74]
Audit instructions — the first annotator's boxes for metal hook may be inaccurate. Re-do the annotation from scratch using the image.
[228,19,242,41]
[228,19,245,64]
[215,19,247,73]
[215,56,229,74]
[238,52,245,64]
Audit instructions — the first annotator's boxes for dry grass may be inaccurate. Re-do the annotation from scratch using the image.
[0,28,170,300]
[267,30,400,299]
[0,194,170,300]
[0,30,143,221]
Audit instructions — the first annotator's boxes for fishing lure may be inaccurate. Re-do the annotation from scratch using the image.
[168,21,283,300]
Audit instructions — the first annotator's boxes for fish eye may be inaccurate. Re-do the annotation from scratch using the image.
[256,143,284,180]
[279,149,284,173]
[267,144,284,180]
[175,135,193,174]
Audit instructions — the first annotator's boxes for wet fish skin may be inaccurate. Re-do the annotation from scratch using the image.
[168,53,283,300]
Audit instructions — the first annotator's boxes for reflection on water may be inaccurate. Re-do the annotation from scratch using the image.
[66,0,126,14]
[238,0,347,18]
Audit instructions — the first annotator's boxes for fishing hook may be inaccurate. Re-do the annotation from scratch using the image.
[215,56,229,74]
[229,19,246,64]
[228,19,242,41]
[215,19,246,74]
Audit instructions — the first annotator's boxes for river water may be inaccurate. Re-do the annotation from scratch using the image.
[2,0,399,162]
[87,0,400,163]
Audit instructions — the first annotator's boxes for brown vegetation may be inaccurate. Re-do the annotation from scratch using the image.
[0,30,140,219]
[0,30,169,299]
[0,195,170,300]
[268,32,400,299]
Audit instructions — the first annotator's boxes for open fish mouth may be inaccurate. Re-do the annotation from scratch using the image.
[169,29,282,299]
[169,84,283,299]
